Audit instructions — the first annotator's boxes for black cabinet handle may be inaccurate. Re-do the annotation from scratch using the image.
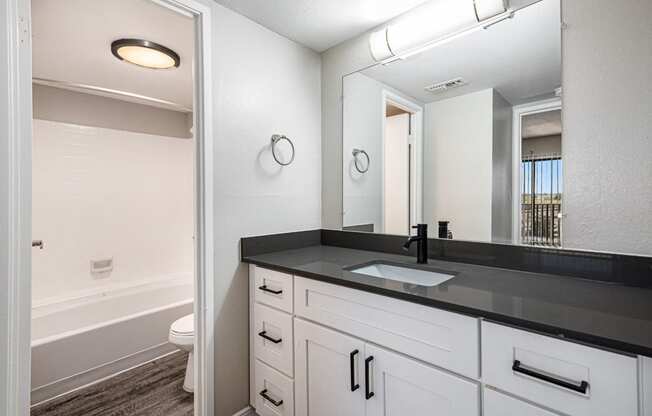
[512,360,589,394]
[350,349,360,391]
[258,331,282,344]
[365,356,375,399]
[259,389,283,407]
[259,285,283,295]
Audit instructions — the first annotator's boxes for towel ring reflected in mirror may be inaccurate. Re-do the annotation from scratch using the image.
[352,148,370,173]
[271,134,295,166]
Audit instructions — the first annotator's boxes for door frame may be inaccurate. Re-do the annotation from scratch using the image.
[1,0,215,415]
[511,97,562,244]
[381,90,423,234]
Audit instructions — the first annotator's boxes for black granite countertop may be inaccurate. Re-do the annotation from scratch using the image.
[243,244,652,357]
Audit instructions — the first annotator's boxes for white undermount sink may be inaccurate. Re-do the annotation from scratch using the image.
[348,262,456,287]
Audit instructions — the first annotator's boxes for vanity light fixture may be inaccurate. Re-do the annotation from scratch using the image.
[111,39,180,69]
[369,0,509,62]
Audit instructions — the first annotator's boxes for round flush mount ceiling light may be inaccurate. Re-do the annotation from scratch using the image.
[111,39,180,69]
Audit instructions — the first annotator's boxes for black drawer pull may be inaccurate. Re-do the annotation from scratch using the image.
[258,331,282,344]
[259,285,283,295]
[350,349,360,391]
[259,389,283,407]
[512,360,589,394]
[365,356,375,399]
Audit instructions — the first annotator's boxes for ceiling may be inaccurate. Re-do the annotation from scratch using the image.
[212,0,429,52]
[361,0,561,105]
[32,0,194,111]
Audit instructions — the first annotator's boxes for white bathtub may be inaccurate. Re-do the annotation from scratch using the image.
[31,278,193,404]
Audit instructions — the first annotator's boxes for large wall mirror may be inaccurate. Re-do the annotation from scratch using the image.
[343,0,569,247]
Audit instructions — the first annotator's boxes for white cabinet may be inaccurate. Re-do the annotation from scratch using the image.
[484,388,559,416]
[255,360,294,416]
[250,266,295,407]
[294,276,480,378]
[482,321,638,416]
[295,318,479,416]
[294,318,366,416]
[254,267,293,313]
[249,265,643,416]
[365,343,479,416]
[253,303,293,376]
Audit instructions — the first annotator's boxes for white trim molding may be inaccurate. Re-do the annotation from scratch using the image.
[640,356,652,416]
[2,0,33,415]
[510,97,562,245]
[182,0,216,414]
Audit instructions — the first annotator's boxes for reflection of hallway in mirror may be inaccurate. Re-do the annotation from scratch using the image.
[384,105,411,235]
[520,109,563,246]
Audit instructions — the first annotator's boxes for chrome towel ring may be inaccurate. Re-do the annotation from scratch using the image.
[352,148,370,173]
[271,134,295,166]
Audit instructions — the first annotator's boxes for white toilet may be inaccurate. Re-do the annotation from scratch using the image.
[169,314,194,393]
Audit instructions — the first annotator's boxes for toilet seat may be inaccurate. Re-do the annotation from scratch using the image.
[170,314,194,336]
[168,313,195,393]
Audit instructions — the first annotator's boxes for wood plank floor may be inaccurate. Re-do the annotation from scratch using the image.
[31,351,193,416]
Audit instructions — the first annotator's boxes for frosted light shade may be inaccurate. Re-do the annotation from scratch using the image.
[115,45,177,69]
[369,29,393,61]
[387,0,477,56]
[369,0,508,61]
[475,0,507,20]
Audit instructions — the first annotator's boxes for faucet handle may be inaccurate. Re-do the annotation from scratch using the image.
[412,224,428,235]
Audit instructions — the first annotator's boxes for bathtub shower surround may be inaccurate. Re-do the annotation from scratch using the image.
[31,119,194,304]
[30,119,195,403]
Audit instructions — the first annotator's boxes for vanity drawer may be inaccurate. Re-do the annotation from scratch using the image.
[254,303,293,376]
[484,388,560,416]
[255,360,294,416]
[482,321,638,416]
[294,276,479,378]
[254,266,293,313]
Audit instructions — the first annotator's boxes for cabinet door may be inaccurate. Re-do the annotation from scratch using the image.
[484,388,559,416]
[365,344,480,416]
[295,318,366,416]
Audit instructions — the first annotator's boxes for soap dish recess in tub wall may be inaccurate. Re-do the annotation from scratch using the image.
[91,258,113,275]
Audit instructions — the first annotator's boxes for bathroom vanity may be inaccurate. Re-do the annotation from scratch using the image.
[243,230,652,416]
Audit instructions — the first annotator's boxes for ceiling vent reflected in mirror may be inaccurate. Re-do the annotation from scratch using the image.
[424,77,467,94]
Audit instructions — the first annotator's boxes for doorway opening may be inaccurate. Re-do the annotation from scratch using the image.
[513,101,563,247]
[3,0,214,415]
[382,92,423,235]
[29,0,196,414]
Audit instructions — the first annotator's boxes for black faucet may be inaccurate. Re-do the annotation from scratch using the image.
[403,224,428,264]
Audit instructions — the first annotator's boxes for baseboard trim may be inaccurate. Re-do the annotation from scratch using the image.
[233,406,255,416]
[30,342,179,406]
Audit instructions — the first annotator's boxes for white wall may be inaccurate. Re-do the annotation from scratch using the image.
[342,73,384,231]
[322,35,375,229]
[491,90,513,243]
[423,89,494,241]
[562,0,652,255]
[33,85,193,139]
[210,5,322,415]
[342,72,422,233]
[31,120,194,305]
